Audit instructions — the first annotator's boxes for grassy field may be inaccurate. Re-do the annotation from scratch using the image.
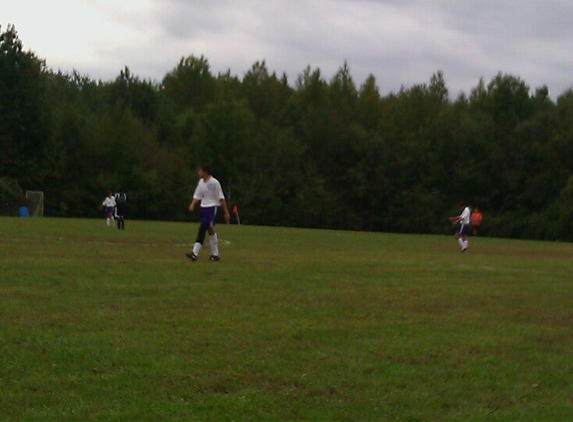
[1,216,573,421]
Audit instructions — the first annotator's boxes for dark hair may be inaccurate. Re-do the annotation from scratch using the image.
[200,164,212,175]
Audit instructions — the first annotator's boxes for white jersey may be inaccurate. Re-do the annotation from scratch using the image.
[102,196,116,207]
[193,176,225,208]
[460,206,471,225]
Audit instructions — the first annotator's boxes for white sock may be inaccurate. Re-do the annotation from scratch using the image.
[106,218,111,226]
[192,242,202,255]
[457,238,464,249]
[210,233,219,256]
[463,240,468,249]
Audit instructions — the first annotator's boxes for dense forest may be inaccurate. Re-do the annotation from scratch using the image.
[2,24,573,240]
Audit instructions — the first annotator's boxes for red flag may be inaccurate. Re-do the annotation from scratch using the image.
[232,205,238,213]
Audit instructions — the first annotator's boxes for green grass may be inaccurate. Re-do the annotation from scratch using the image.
[1,216,573,421]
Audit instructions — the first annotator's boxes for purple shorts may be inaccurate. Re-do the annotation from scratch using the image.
[456,222,470,236]
[105,206,114,217]
[200,206,217,227]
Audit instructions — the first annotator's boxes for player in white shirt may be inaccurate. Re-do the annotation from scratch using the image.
[449,201,470,252]
[101,192,116,227]
[186,165,230,261]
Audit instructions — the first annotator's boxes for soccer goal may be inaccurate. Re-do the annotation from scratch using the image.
[26,191,44,217]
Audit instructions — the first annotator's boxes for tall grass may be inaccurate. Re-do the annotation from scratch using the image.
[1,217,572,420]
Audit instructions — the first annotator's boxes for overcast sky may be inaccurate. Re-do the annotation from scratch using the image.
[3,0,573,98]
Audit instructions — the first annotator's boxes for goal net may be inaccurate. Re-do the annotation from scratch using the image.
[26,191,44,217]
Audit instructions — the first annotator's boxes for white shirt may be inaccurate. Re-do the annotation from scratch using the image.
[102,196,116,207]
[193,176,225,207]
[460,207,471,225]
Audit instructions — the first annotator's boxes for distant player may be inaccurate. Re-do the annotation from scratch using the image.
[114,191,127,230]
[449,201,470,252]
[186,165,230,261]
[471,207,483,236]
[101,192,116,227]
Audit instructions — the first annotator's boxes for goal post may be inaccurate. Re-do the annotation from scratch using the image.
[26,191,44,217]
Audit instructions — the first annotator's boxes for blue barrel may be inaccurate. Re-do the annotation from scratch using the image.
[19,206,29,217]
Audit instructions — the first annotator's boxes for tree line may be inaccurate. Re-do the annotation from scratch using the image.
[2,24,573,240]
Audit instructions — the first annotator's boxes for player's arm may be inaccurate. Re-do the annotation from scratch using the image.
[220,199,231,222]
[214,181,230,222]
[189,197,200,212]
[189,183,202,212]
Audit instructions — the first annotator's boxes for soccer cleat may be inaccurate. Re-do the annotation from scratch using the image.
[461,247,467,253]
[186,252,197,261]
[209,255,220,261]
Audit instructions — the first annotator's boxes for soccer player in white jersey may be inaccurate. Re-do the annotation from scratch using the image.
[186,165,230,261]
[101,192,116,227]
[449,201,470,252]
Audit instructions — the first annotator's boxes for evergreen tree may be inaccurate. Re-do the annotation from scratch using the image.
[0,24,52,189]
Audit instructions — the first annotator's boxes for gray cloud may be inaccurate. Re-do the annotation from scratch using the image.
[13,0,573,97]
